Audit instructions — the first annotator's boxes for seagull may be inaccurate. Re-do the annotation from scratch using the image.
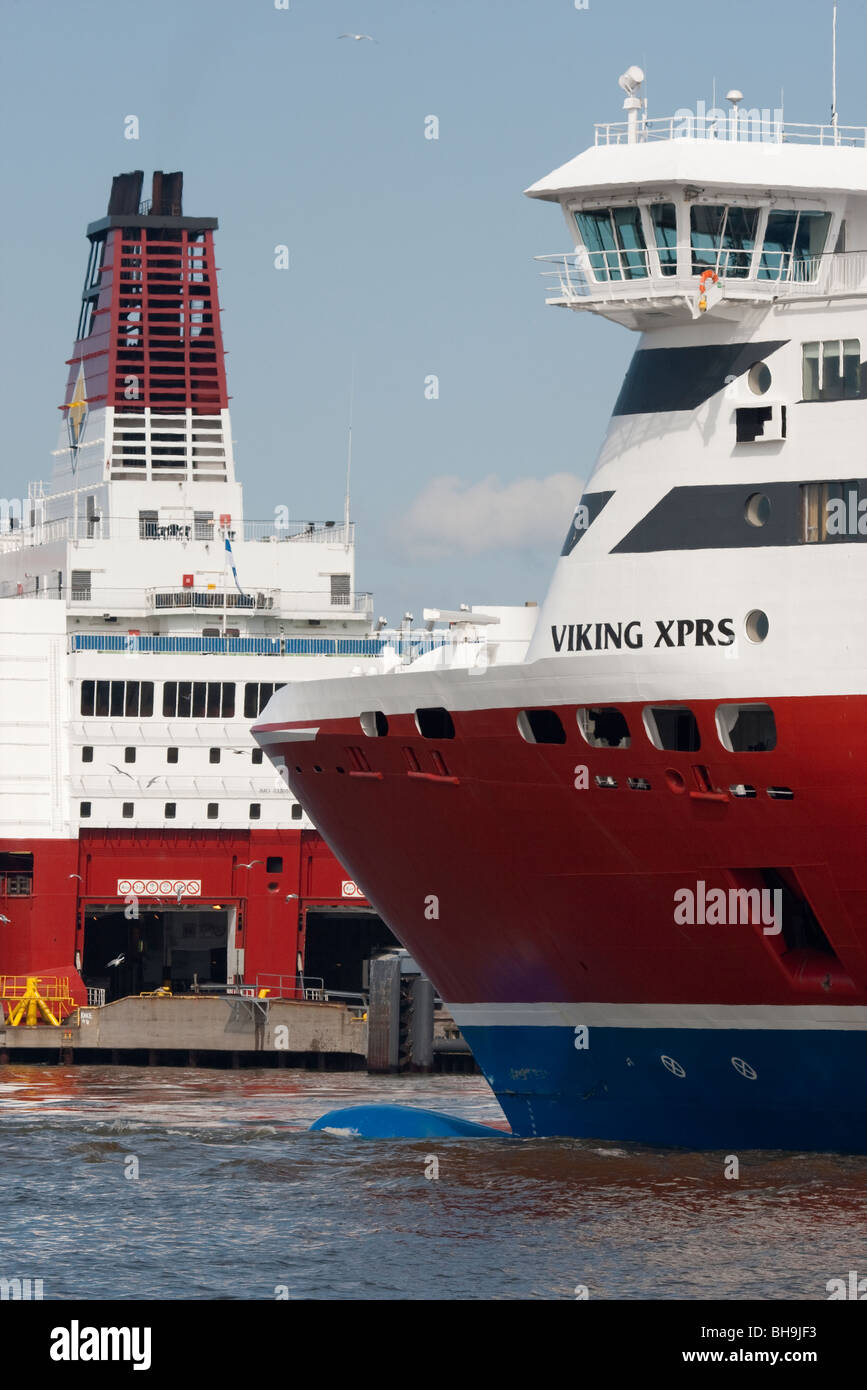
[144,776,163,788]
[68,873,82,881]
[108,764,135,779]
[0,914,11,924]
[106,954,125,968]
[238,860,262,870]
[339,33,377,42]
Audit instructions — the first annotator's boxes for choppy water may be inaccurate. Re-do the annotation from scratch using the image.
[0,1065,865,1300]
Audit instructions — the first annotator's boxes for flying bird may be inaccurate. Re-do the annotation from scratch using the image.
[339,33,377,42]
[68,873,82,881]
[144,776,163,788]
[0,914,11,924]
[108,764,135,779]
[238,860,262,870]
[106,954,125,968]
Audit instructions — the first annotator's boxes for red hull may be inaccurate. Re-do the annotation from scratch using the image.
[264,694,867,1007]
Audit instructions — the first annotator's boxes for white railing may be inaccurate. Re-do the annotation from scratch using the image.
[0,581,373,616]
[243,520,353,544]
[0,516,354,553]
[86,987,106,1007]
[537,247,867,305]
[594,115,867,147]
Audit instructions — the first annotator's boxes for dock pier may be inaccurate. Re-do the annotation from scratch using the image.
[0,958,476,1072]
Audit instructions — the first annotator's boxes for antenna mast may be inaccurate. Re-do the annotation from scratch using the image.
[344,357,355,545]
[831,1,839,136]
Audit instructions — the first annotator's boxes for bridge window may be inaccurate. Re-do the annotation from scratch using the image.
[291,804,303,820]
[577,707,631,748]
[650,203,678,275]
[690,205,758,278]
[803,340,861,401]
[758,210,831,281]
[643,706,701,752]
[716,703,777,752]
[517,709,567,745]
[574,207,648,281]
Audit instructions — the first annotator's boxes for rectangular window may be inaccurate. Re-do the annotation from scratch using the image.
[82,681,153,718]
[644,706,701,751]
[330,573,351,606]
[802,340,861,401]
[291,804,303,821]
[124,747,136,764]
[165,803,177,819]
[209,748,220,763]
[82,746,94,762]
[252,748,263,765]
[244,682,285,719]
[690,205,758,278]
[71,569,91,601]
[266,856,283,873]
[164,681,234,718]
[122,803,134,818]
[650,202,678,275]
[801,479,866,543]
[207,803,219,819]
[759,210,831,281]
[574,206,648,282]
[194,511,214,540]
[249,803,261,819]
[716,703,777,752]
[80,802,92,818]
[167,746,179,763]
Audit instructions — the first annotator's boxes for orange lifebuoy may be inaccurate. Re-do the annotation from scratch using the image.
[698,268,719,312]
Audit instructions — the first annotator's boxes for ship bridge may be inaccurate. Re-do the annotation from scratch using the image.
[527,75,867,330]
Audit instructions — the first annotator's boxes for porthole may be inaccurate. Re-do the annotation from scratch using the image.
[744,493,770,527]
[745,609,769,643]
[748,362,772,395]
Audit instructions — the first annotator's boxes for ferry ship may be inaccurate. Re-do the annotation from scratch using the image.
[0,170,405,1007]
[255,76,867,1150]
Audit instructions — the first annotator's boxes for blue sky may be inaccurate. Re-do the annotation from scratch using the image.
[1,0,863,620]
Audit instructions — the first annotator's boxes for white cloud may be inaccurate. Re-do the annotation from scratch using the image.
[400,472,581,556]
